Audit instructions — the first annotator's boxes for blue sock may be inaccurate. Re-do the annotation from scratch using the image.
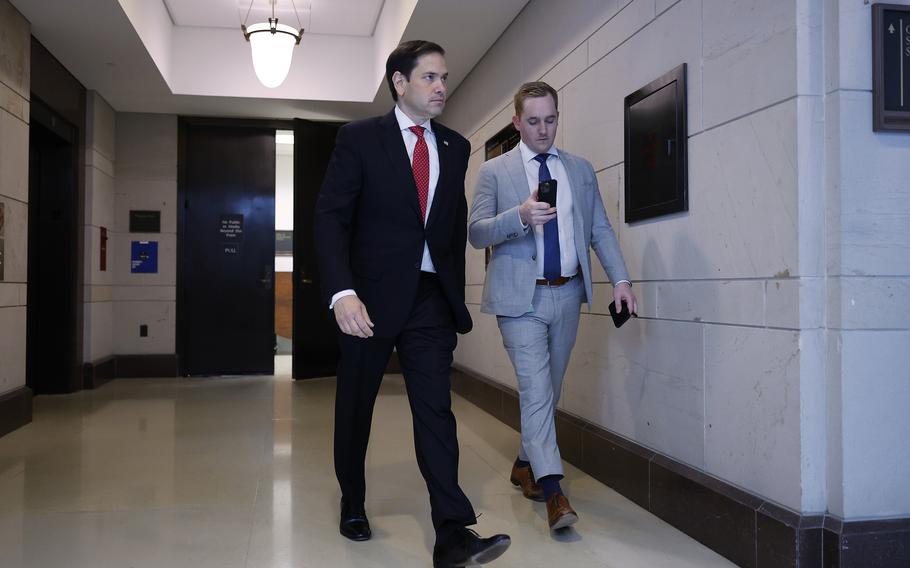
[539,475,563,499]
[514,457,530,468]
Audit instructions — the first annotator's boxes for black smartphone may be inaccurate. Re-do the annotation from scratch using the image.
[608,300,634,328]
[537,179,557,207]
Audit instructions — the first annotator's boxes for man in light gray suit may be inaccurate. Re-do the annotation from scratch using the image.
[468,82,637,531]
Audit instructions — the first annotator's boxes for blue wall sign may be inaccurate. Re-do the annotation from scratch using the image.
[131,241,159,273]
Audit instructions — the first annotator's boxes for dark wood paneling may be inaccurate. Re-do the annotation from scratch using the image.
[30,38,85,129]
[650,460,757,568]
[583,428,651,510]
[0,387,32,438]
[83,356,115,389]
[275,271,293,339]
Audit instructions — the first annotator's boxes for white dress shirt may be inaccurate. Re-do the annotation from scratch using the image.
[330,105,440,309]
[518,141,580,280]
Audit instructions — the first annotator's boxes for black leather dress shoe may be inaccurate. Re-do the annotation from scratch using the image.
[339,499,371,541]
[432,528,511,567]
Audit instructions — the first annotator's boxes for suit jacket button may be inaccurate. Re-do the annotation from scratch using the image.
[414,262,420,269]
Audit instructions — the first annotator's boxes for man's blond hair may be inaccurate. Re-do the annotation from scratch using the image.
[513,82,559,116]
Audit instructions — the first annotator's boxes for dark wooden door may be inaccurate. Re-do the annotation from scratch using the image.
[26,100,80,394]
[181,122,276,376]
[292,119,342,379]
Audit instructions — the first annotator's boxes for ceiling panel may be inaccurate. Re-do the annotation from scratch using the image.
[163,0,383,37]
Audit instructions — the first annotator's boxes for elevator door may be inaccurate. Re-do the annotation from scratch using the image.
[26,101,79,394]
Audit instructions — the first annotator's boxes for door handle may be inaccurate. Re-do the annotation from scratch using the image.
[260,266,273,290]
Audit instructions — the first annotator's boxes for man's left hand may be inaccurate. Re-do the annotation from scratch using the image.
[613,282,638,316]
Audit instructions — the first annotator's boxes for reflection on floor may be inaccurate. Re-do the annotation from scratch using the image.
[0,356,734,567]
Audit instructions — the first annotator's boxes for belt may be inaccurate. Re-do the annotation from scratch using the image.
[535,275,576,287]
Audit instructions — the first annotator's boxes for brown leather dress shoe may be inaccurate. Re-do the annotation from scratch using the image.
[546,493,578,530]
[510,463,545,502]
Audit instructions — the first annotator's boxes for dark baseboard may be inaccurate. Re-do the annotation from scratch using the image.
[450,366,910,568]
[83,356,116,389]
[0,386,33,437]
[823,517,910,568]
[83,354,180,384]
[115,354,179,378]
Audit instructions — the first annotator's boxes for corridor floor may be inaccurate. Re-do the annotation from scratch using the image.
[0,357,735,567]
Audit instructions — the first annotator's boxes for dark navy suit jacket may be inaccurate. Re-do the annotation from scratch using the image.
[314,109,472,337]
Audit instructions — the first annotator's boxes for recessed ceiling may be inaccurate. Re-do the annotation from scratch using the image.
[11,0,529,120]
[163,0,384,37]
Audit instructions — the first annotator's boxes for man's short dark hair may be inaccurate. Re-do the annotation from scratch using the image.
[385,40,445,101]
[514,82,559,116]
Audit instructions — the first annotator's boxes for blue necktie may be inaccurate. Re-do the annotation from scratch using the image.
[533,153,561,281]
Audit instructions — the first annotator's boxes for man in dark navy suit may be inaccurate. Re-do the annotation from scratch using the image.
[314,40,511,567]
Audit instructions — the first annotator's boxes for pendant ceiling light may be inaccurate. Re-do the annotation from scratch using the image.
[241,0,305,88]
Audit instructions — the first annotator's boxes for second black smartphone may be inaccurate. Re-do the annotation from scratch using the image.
[608,300,634,328]
[538,179,557,207]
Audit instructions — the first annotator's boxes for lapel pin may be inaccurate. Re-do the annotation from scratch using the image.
[443,140,449,146]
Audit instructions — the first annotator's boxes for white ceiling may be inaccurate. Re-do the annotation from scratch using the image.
[11,0,528,121]
[164,0,384,37]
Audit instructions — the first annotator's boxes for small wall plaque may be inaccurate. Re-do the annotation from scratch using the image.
[873,4,910,131]
[482,125,521,270]
[484,124,520,161]
[129,210,161,233]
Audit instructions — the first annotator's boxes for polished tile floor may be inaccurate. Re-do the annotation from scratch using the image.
[0,357,735,568]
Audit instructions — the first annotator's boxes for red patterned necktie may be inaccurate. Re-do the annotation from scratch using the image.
[409,125,429,222]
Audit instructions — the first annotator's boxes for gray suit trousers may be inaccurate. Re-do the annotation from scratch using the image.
[496,276,584,479]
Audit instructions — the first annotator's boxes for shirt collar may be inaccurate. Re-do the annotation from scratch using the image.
[518,140,558,164]
[394,105,433,134]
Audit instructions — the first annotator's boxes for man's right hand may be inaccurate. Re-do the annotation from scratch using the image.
[519,189,557,226]
[333,295,374,338]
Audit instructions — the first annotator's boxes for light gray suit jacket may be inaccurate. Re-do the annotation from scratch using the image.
[468,145,630,317]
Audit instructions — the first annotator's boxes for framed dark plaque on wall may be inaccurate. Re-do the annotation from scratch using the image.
[129,210,161,233]
[485,123,520,161]
[483,123,522,269]
[873,4,910,131]
[624,63,688,223]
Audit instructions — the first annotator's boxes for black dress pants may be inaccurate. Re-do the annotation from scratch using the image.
[334,273,476,537]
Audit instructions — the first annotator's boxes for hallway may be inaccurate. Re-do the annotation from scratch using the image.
[0,357,734,568]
